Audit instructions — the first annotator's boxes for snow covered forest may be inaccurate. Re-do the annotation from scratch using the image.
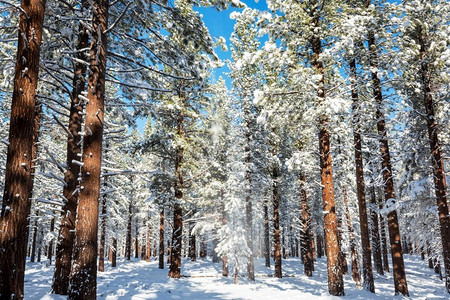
[0,0,449,299]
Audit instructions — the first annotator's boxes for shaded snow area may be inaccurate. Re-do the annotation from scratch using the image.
[25,255,447,299]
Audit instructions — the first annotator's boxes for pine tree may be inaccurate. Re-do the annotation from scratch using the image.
[0,1,47,298]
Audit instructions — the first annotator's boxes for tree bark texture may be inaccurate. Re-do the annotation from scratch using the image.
[52,0,89,294]
[311,30,344,295]
[370,187,383,275]
[378,195,390,273]
[300,173,313,277]
[68,1,109,298]
[367,28,409,296]
[47,217,55,265]
[349,57,375,292]
[0,1,46,298]
[126,200,132,260]
[419,31,450,293]
[169,107,184,278]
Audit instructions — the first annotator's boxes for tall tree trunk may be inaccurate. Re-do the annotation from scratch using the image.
[343,185,361,285]
[264,200,271,268]
[159,208,165,269]
[349,57,375,292]
[367,27,409,296]
[273,166,282,278]
[98,179,108,272]
[245,108,255,281]
[311,28,344,295]
[300,173,313,277]
[419,31,450,293]
[169,106,184,278]
[31,216,39,263]
[47,217,55,265]
[68,1,109,298]
[111,237,117,268]
[126,200,132,260]
[370,187,383,275]
[0,1,46,298]
[53,0,89,294]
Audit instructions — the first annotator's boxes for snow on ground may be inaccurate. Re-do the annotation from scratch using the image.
[25,255,448,299]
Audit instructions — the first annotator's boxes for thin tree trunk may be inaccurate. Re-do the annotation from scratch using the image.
[419,31,450,293]
[0,1,46,298]
[273,166,282,278]
[52,0,89,294]
[126,200,132,260]
[159,208,165,269]
[111,237,117,268]
[300,173,313,277]
[311,27,344,294]
[31,216,39,263]
[378,193,390,273]
[370,187,383,275]
[264,200,271,268]
[189,226,196,261]
[169,105,184,278]
[47,217,55,265]
[367,27,409,296]
[135,225,139,259]
[349,57,375,292]
[68,1,109,298]
[337,215,348,275]
[343,185,361,285]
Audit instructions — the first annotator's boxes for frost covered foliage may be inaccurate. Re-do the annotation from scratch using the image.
[216,147,251,277]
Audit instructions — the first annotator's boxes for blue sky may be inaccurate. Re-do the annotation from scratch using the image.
[196,1,268,86]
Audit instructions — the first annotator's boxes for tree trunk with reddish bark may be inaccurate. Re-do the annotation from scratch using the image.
[68,1,109,298]
[0,1,46,298]
[311,26,344,295]
[349,57,375,292]
[367,26,409,296]
[418,30,450,293]
[52,0,89,294]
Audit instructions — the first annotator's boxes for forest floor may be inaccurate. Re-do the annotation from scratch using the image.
[25,254,447,299]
